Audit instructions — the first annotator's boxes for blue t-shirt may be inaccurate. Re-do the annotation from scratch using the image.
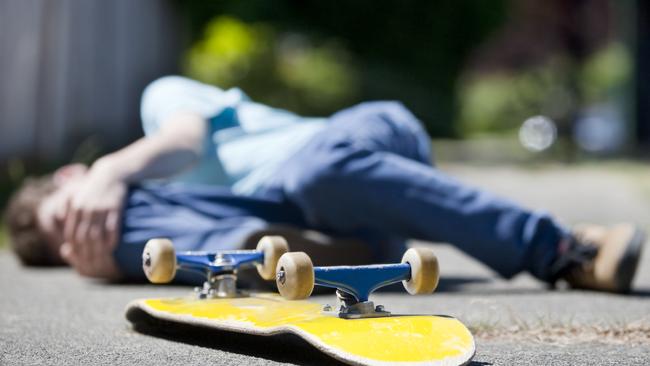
[140,76,326,194]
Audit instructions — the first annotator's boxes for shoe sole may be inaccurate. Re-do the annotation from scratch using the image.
[616,226,646,293]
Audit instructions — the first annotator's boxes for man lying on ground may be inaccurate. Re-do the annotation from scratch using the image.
[5,76,645,292]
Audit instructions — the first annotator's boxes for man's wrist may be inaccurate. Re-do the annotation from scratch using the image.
[90,156,128,183]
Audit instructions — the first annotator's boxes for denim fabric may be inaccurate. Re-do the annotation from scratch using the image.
[115,101,566,282]
[258,101,567,280]
[114,183,306,281]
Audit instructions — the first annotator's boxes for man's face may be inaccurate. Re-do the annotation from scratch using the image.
[36,164,88,262]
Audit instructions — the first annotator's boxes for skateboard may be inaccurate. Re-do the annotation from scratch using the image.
[126,237,475,366]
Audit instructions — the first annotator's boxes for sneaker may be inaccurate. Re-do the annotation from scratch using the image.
[550,223,645,293]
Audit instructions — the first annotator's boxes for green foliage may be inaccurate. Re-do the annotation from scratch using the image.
[184,16,359,115]
[276,39,358,109]
[185,16,268,89]
[459,60,573,135]
[0,223,6,249]
[176,0,507,136]
[458,43,633,136]
[580,42,632,103]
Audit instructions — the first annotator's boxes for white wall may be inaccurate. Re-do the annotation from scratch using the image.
[0,0,182,163]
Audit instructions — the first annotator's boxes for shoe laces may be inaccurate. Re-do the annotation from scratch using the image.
[548,235,598,283]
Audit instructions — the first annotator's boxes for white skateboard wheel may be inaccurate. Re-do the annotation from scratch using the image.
[402,247,439,295]
[276,252,314,300]
[255,236,290,280]
[142,238,176,284]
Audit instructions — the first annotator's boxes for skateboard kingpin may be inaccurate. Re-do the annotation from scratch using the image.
[126,237,475,366]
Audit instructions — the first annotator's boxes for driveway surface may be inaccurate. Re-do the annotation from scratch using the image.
[1,163,649,365]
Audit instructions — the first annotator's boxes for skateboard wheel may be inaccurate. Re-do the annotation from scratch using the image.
[276,252,314,300]
[255,236,290,280]
[142,238,177,284]
[401,247,439,295]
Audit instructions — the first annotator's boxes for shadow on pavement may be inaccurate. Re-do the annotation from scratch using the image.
[628,289,650,297]
[372,276,494,293]
[127,307,345,365]
[436,276,493,292]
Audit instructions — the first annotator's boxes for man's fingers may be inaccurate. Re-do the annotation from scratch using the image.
[105,211,120,250]
[73,211,93,260]
[89,211,107,244]
[53,194,68,222]
[61,241,87,276]
[63,206,85,267]
[63,204,80,244]
[60,243,76,266]
[62,227,121,280]
[62,241,94,277]
[88,211,109,269]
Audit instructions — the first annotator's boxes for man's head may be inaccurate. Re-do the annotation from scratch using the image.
[4,164,88,266]
[5,175,58,265]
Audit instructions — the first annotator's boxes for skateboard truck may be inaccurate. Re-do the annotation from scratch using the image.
[142,236,288,299]
[276,248,439,319]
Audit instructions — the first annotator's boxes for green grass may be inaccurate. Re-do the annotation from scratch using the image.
[0,223,6,250]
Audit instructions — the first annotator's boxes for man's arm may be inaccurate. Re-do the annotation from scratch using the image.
[60,112,206,278]
[92,112,206,183]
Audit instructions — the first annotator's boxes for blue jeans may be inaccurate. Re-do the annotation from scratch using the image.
[115,101,566,282]
[258,101,567,281]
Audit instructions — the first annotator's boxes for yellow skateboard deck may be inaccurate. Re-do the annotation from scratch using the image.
[126,293,475,366]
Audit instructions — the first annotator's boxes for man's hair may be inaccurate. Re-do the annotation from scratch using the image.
[4,175,58,266]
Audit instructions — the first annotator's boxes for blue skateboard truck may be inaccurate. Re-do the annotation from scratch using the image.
[142,236,288,298]
[275,248,439,318]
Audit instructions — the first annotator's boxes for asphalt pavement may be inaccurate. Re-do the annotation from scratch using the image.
[1,163,649,365]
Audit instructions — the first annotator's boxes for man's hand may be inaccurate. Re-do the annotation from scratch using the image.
[56,112,205,279]
[60,163,125,279]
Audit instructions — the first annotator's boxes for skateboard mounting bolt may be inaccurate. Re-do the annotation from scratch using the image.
[322,304,333,312]
[277,269,286,285]
[375,305,385,312]
[213,254,227,265]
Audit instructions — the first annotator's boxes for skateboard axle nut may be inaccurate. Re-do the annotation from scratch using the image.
[277,269,286,285]
[143,252,151,268]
